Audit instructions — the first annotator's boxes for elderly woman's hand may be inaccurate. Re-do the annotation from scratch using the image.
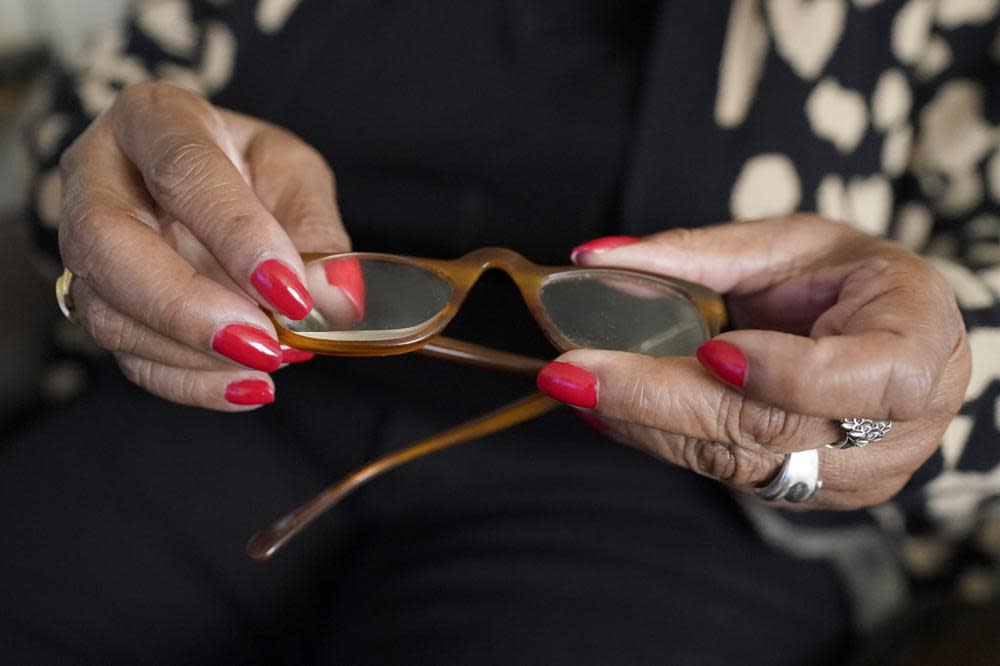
[537,216,972,509]
[58,81,350,410]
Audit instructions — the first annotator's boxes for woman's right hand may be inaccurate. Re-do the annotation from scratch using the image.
[59,81,351,410]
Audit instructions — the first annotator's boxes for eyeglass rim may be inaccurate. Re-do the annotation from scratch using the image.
[273,249,727,355]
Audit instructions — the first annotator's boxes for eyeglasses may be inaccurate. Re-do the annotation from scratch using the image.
[247,247,726,561]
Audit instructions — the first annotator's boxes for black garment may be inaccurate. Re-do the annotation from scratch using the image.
[0,356,849,665]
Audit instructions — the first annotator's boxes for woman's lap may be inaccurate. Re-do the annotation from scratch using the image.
[0,357,850,665]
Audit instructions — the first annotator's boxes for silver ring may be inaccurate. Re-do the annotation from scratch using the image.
[832,418,893,450]
[754,448,821,503]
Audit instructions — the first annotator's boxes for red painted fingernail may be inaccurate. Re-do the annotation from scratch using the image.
[212,324,282,372]
[251,259,314,320]
[323,257,366,320]
[225,379,275,405]
[570,235,640,264]
[575,409,608,432]
[280,345,315,364]
[696,339,747,389]
[537,361,598,408]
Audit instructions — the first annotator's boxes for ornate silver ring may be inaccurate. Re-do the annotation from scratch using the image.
[833,418,893,449]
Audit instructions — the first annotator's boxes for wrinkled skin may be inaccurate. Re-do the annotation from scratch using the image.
[559,216,972,510]
[59,82,350,410]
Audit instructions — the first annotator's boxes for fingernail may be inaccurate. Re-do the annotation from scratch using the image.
[280,345,315,364]
[225,379,275,405]
[251,259,314,320]
[696,339,747,389]
[575,409,608,432]
[570,235,640,264]
[537,361,598,408]
[212,324,282,372]
[323,257,366,320]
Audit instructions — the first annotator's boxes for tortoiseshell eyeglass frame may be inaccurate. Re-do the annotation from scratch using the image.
[247,247,726,561]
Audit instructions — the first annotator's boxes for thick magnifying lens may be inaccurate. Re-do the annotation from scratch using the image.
[285,256,454,341]
[539,270,709,357]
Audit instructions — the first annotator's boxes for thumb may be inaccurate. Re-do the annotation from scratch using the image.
[570,217,857,295]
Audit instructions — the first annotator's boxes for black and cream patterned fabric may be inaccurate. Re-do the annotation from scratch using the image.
[21,0,1000,622]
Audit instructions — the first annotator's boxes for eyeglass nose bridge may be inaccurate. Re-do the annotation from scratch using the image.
[456,247,537,272]
[451,247,572,306]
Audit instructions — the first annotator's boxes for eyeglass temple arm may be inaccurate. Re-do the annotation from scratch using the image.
[246,391,560,561]
[417,336,548,375]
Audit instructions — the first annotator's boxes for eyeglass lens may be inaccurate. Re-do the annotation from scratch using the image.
[539,271,708,357]
[284,257,454,341]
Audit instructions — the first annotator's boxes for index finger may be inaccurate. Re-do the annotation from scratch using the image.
[110,82,312,320]
[538,350,841,457]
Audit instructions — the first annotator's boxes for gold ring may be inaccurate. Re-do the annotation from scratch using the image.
[55,268,78,323]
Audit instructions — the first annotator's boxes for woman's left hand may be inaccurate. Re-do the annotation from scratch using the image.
[537,215,972,510]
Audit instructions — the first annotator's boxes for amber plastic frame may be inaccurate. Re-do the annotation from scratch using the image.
[275,247,727,360]
[248,248,726,561]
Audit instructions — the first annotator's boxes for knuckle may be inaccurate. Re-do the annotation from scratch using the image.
[743,401,810,450]
[174,370,204,406]
[206,212,258,258]
[58,204,120,274]
[80,297,125,351]
[115,353,148,388]
[289,138,328,170]
[152,279,200,338]
[686,439,765,486]
[146,139,216,201]
[714,391,752,447]
[116,354,206,408]
[689,440,738,481]
[884,352,936,419]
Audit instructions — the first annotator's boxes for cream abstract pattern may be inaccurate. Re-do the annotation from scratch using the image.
[881,124,913,176]
[892,0,935,64]
[76,25,150,115]
[937,169,984,215]
[988,150,1000,203]
[872,69,911,131]
[817,174,849,222]
[894,202,933,250]
[32,113,70,161]
[815,173,893,234]
[929,257,996,308]
[936,0,1000,27]
[714,0,769,128]
[941,415,975,469]
[256,0,301,34]
[806,78,869,153]
[912,81,996,217]
[136,0,198,58]
[730,154,801,219]
[766,0,847,79]
[916,35,953,79]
